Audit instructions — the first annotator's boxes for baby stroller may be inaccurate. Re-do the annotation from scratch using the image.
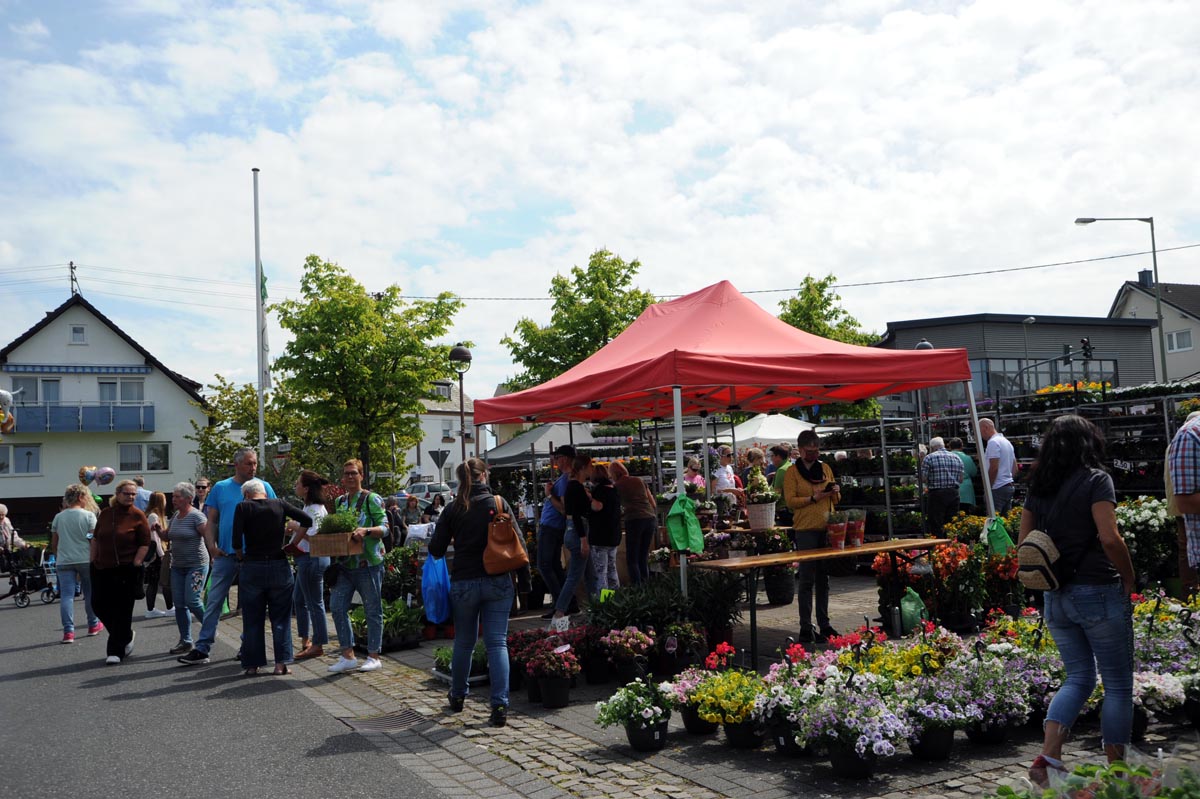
[2,547,55,608]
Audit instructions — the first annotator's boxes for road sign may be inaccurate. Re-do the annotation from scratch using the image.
[429,449,449,469]
[271,455,289,475]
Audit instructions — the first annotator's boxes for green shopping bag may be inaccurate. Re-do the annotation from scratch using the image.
[666,495,705,553]
[986,516,1015,555]
[900,587,927,634]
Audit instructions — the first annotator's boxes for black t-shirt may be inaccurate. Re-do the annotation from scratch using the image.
[1025,468,1119,585]
[565,480,591,537]
[588,480,622,547]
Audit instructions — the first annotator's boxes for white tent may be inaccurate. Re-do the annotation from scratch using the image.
[688,413,836,447]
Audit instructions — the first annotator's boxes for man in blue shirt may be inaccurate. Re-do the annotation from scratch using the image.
[133,475,152,511]
[178,447,275,665]
[536,445,574,619]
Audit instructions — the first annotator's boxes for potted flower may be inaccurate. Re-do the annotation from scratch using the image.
[564,625,610,685]
[846,509,866,548]
[728,531,754,559]
[744,466,779,531]
[897,669,977,761]
[687,570,744,651]
[653,621,705,677]
[1132,671,1186,741]
[648,547,672,573]
[691,667,767,749]
[600,626,655,684]
[754,642,812,756]
[703,530,731,558]
[794,670,910,778]
[508,628,550,695]
[432,642,489,684]
[595,678,674,752]
[665,667,718,735]
[525,641,582,708]
[957,652,1032,745]
[757,529,796,605]
[825,511,848,549]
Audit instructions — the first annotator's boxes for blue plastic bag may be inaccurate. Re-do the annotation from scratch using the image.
[422,554,452,624]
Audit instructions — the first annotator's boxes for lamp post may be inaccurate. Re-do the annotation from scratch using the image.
[914,338,933,443]
[449,344,472,468]
[1075,217,1168,381]
[1021,316,1036,394]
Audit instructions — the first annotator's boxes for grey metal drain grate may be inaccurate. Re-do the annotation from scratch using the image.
[339,707,427,732]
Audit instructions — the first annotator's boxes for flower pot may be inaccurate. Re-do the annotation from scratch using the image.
[1185,698,1200,729]
[583,654,612,685]
[539,676,571,709]
[680,703,718,735]
[722,720,765,749]
[1131,707,1149,743]
[965,723,1009,746]
[614,658,643,685]
[828,745,876,779]
[624,720,669,752]
[826,530,846,550]
[509,658,524,692]
[747,503,775,531]
[763,570,795,605]
[526,675,542,703]
[909,726,955,761]
[770,723,809,757]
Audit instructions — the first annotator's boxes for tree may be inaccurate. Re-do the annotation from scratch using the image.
[778,274,880,421]
[501,249,656,390]
[270,255,464,486]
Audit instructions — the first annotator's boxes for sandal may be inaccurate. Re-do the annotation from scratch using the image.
[243,667,260,677]
[295,645,324,661]
[273,664,291,676]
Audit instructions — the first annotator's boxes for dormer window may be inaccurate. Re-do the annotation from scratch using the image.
[434,383,452,399]
[70,324,87,344]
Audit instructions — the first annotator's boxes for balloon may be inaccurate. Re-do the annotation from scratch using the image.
[79,465,98,485]
[95,467,116,486]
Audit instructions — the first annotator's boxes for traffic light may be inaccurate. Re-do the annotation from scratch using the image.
[1061,344,1073,364]
[1080,337,1093,360]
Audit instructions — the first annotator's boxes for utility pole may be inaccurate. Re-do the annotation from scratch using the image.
[69,261,79,295]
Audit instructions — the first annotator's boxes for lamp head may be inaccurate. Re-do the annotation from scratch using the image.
[914,338,934,350]
[1075,217,1096,225]
[1023,316,1036,324]
[449,344,472,374]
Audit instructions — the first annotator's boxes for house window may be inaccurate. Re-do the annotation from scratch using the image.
[70,324,87,344]
[12,377,37,403]
[0,444,41,475]
[41,379,60,404]
[1167,330,1193,353]
[442,420,454,439]
[433,383,452,399]
[99,378,144,403]
[120,442,170,472]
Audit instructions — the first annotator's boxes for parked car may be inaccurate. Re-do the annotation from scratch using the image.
[407,482,453,504]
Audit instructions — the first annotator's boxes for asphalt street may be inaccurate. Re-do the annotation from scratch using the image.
[0,591,446,799]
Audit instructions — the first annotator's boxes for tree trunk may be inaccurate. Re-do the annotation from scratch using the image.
[359,439,371,488]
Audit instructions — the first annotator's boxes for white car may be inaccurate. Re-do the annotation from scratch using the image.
[407,482,453,503]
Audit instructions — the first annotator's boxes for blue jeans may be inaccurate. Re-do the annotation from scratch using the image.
[555,521,596,613]
[239,559,295,668]
[537,525,566,604]
[624,517,656,585]
[591,546,619,591]
[1045,582,1134,747]
[293,554,330,646]
[195,555,239,655]
[57,562,98,633]
[330,563,383,655]
[171,564,208,643]
[449,574,514,708]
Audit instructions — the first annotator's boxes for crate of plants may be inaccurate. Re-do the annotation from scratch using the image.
[308,508,365,557]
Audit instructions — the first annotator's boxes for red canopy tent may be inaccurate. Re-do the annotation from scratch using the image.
[476,280,994,595]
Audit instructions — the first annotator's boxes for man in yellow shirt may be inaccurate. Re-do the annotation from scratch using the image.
[784,430,840,643]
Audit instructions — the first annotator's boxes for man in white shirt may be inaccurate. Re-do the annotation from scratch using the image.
[978,418,1016,514]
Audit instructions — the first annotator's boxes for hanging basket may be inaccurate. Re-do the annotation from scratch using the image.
[747,503,776,531]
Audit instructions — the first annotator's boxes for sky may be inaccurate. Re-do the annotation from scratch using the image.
[2,0,1199,422]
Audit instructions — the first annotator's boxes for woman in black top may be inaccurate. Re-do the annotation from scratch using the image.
[551,454,598,621]
[232,479,313,675]
[1019,415,1135,786]
[429,458,528,726]
[587,464,622,591]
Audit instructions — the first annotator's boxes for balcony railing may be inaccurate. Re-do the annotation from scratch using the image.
[12,402,155,433]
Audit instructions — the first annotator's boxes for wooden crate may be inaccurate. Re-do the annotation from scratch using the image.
[308,532,364,558]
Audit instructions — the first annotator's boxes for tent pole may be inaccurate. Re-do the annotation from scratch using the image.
[530,443,536,520]
[964,382,996,519]
[674,387,688,599]
[701,414,710,506]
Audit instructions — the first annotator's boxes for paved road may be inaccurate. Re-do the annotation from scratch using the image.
[0,594,445,799]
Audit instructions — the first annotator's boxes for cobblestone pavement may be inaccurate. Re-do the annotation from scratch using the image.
[226,574,1199,799]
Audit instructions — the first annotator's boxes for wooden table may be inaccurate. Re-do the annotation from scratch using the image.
[691,537,951,665]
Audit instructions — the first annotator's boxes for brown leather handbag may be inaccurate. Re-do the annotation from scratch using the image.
[483,496,529,575]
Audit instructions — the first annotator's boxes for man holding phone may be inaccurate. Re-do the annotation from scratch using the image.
[783,430,840,644]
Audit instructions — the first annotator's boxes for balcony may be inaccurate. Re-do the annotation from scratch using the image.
[13,402,155,433]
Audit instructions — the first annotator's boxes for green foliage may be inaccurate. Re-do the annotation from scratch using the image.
[501,249,655,390]
[432,642,488,674]
[587,576,689,633]
[986,762,1200,799]
[686,570,744,631]
[317,509,358,534]
[271,254,464,484]
[381,543,421,602]
[351,599,423,641]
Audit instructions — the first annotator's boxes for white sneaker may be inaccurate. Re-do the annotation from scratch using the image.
[150,609,171,618]
[548,616,571,633]
[358,657,382,672]
[105,655,120,665]
[328,656,359,673]
[124,630,136,657]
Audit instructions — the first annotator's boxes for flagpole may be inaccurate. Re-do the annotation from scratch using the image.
[252,167,267,468]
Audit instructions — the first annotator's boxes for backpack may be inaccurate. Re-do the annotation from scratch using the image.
[1016,472,1089,592]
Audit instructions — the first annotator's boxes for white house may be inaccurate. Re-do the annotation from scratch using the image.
[0,294,208,533]
[1108,270,1200,382]
[396,379,476,483]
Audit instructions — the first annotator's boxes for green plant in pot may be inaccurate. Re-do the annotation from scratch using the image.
[317,508,358,535]
[687,569,744,649]
[601,626,654,684]
[595,678,674,752]
[525,639,582,709]
[433,641,488,677]
[587,578,688,633]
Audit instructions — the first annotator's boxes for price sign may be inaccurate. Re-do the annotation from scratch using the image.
[1112,459,1132,472]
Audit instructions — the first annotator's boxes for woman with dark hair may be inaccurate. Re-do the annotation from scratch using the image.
[1020,415,1135,787]
[423,493,446,523]
[588,464,622,591]
[550,454,598,624]
[428,458,529,727]
[287,469,331,661]
[142,491,173,619]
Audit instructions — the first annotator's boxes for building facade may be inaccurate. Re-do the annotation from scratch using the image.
[1108,271,1200,382]
[1,295,208,533]
[397,380,476,483]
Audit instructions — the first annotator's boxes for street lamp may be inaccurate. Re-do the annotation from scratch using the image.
[914,338,933,442]
[1075,216,1168,381]
[449,343,472,468]
[1021,316,1036,394]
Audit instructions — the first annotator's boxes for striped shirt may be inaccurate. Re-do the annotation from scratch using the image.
[921,449,965,490]
[1168,418,1200,567]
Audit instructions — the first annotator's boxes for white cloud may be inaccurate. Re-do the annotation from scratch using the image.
[8,17,48,46]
